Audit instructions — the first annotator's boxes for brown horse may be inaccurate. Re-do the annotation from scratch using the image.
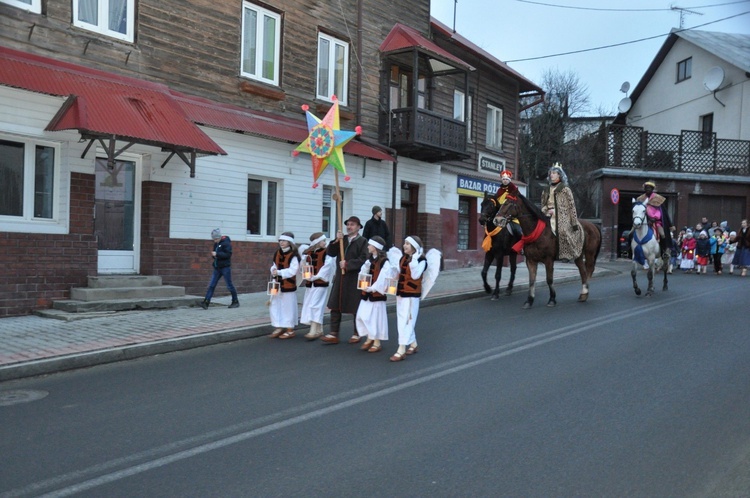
[494,194,602,309]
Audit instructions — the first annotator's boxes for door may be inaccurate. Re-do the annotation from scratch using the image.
[95,157,141,274]
[400,181,419,241]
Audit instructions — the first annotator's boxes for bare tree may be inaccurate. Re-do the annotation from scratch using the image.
[520,68,604,217]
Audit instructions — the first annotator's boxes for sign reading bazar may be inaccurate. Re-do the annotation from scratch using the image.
[457,175,500,198]
[478,153,505,173]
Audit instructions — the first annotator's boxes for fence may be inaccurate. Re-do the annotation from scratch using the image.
[607,125,750,175]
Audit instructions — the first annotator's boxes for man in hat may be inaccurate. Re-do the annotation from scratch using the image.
[635,180,673,256]
[363,205,392,250]
[321,216,369,344]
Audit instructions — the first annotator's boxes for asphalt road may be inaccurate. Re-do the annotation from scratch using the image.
[2,269,749,497]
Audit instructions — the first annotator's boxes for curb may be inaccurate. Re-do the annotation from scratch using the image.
[0,267,619,382]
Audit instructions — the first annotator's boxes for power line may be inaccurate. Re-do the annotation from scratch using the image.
[515,0,750,12]
[504,10,750,63]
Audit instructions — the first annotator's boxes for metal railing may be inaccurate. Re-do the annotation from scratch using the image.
[607,125,750,175]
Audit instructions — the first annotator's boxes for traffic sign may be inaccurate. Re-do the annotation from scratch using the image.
[610,188,620,205]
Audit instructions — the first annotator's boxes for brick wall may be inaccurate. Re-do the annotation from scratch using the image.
[140,181,277,298]
[0,172,97,317]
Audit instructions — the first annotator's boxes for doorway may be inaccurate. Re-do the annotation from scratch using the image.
[95,157,141,274]
[400,181,419,241]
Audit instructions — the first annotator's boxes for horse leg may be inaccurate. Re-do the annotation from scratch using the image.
[523,261,537,309]
[662,255,669,291]
[646,262,655,296]
[481,254,492,294]
[546,260,556,307]
[631,261,642,296]
[505,254,517,296]
[575,256,589,302]
[492,260,502,300]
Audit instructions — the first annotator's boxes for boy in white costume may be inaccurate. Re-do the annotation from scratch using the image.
[356,236,393,353]
[269,232,300,339]
[299,232,336,340]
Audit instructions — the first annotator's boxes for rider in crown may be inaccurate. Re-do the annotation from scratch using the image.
[494,170,521,236]
[634,180,673,255]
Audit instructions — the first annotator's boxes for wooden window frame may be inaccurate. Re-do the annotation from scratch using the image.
[241,1,282,86]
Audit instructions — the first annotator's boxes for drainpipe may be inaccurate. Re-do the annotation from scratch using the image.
[356,0,363,124]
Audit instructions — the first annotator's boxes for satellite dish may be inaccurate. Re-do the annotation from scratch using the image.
[704,66,725,92]
[618,97,632,113]
[619,81,631,94]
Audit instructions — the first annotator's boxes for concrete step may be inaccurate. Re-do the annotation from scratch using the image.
[47,295,202,316]
[87,275,163,288]
[70,285,186,301]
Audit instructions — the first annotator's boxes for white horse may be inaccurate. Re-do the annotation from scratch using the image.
[630,201,668,296]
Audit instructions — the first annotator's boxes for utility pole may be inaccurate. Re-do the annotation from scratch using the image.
[670,4,703,29]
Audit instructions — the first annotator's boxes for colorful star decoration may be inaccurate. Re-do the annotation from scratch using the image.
[293,96,362,188]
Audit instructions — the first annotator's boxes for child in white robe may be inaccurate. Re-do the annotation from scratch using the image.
[391,236,426,362]
[356,236,393,353]
[299,232,335,340]
[269,232,300,339]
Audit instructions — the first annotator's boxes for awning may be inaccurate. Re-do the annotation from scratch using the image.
[380,23,474,73]
[0,46,225,177]
[173,93,396,162]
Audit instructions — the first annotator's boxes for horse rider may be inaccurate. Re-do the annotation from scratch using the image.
[633,180,673,255]
[494,169,521,236]
[541,163,584,262]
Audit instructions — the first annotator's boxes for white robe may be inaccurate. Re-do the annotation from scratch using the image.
[269,256,299,328]
[300,255,336,325]
[395,257,426,346]
[355,260,394,341]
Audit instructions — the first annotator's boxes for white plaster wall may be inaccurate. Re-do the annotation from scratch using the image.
[629,38,749,139]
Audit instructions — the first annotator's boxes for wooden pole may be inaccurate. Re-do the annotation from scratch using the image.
[334,169,346,274]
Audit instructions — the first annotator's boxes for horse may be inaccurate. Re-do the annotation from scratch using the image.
[630,201,668,296]
[478,196,519,300]
[494,194,602,309]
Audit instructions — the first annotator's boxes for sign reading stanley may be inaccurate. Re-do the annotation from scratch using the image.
[457,175,500,197]
[478,153,505,173]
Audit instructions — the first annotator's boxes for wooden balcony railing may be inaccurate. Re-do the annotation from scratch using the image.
[383,108,467,161]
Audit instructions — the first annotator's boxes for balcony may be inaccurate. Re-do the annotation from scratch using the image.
[607,125,750,175]
[383,108,469,163]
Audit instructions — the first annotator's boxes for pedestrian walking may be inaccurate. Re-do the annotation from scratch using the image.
[363,206,392,250]
[199,228,239,309]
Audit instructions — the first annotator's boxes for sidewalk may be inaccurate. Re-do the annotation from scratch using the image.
[0,261,625,382]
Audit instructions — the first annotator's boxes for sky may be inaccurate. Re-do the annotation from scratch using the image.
[430,0,750,116]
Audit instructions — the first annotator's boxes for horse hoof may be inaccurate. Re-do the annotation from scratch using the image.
[491,294,499,301]
[483,286,492,294]
[635,289,641,296]
[522,302,532,309]
[578,294,589,302]
[546,301,556,307]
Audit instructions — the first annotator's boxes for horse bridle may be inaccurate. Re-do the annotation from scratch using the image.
[632,202,647,227]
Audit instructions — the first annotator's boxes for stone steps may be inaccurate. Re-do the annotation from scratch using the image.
[37,275,202,320]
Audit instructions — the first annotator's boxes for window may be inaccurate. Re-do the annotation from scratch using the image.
[389,65,429,110]
[457,196,471,250]
[317,33,349,105]
[241,2,281,86]
[454,90,473,143]
[72,0,134,42]
[677,57,692,83]
[322,186,346,238]
[0,137,57,220]
[486,103,503,150]
[247,178,277,236]
[1,0,41,13]
[700,113,714,149]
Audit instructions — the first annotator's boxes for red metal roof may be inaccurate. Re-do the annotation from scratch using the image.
[379,23,474,71]
[0,46,225,155]
[173,93,395,162]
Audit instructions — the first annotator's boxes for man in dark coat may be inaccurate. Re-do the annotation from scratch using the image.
[363,206,392,249]
[321,216,369,344]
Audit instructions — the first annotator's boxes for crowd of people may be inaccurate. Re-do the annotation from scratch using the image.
[675,218,750,276]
